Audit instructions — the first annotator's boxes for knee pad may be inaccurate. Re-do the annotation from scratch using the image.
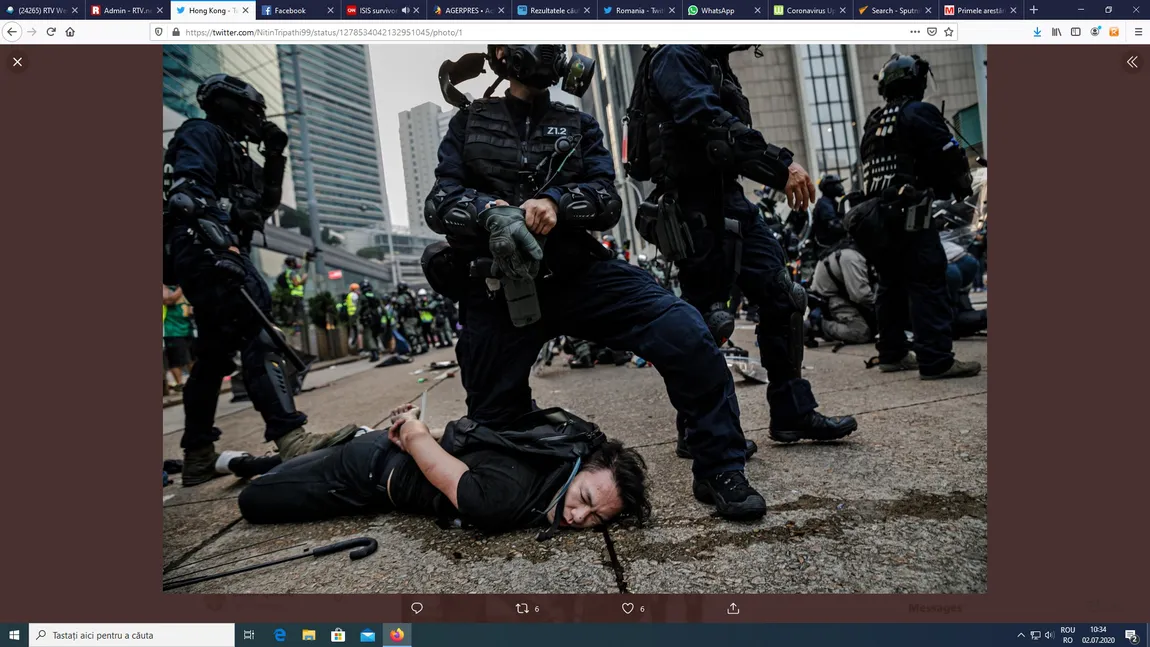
[703,303,736,345]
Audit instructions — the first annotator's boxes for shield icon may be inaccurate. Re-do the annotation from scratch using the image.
[155,26,162,35]
[927,27,938,35]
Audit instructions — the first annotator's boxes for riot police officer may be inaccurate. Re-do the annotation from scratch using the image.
[163,74,355,486]
[359,280,386,361]
[625,45,858,457]
[423,44,773,520]
[812,174,847,249]
[854,54,982,379]
[393,282,427,354]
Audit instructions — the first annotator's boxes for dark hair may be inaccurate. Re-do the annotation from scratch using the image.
[583,440,651,525]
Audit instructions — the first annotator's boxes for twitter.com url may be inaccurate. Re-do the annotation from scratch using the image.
[173,27,465,39]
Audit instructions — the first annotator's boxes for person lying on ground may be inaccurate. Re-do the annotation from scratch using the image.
[237,404,652,537]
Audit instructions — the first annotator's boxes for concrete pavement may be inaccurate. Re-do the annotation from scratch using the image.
[162,309,987,595]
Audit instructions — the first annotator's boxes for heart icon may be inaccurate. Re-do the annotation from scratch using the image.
[621,603,634,615]
[411,602,424,615]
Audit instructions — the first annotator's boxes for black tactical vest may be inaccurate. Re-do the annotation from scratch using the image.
[858,99,918,199]
[645,47,753,186]
[461,99,585,206]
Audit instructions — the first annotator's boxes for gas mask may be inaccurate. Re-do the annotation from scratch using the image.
[488,45,596,96]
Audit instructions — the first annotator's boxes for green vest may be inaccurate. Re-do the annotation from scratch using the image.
[419,309,434,324]
[345,293,358,316]
[284,270,304,298]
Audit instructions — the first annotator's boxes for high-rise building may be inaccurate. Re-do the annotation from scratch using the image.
[398,101,457,239]
[161,44,297,208]
[279,45,391,231]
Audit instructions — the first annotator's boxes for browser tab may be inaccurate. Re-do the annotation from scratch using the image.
[684,0,755,18]
[86,0,166,17]
[511,0,593,18]
[344,0,425,17]
[855,0,938,19]
[598,1,682,18]
[4,1,84,18]
[770,0,852,19]
[169,0,256,19]
[429,0,506,17]
[945,0,1013,18]
[255,0,334,18]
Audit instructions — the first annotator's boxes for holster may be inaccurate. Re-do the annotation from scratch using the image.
[723,217,743,280]
[638,192,696,263]
[895,187,935,232]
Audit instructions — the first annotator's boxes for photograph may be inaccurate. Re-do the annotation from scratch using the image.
[160,42,989,595]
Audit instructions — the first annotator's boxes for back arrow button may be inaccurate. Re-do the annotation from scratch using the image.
[3,21,23,42]
[1126,52,1140,72]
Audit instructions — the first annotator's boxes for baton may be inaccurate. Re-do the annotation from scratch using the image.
[419,390,428,421]
[239,286,308,373]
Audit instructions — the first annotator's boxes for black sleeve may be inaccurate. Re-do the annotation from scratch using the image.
[905,102,973,200]
[426,110,497,240]
[168,121,231,222]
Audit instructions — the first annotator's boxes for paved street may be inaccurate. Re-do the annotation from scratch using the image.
[162,295,987,595]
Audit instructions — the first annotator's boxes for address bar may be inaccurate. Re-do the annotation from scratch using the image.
[151,21,958,42]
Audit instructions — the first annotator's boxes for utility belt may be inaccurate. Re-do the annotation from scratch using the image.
[843,186,934,258]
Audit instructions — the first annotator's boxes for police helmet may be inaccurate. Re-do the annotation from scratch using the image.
[819,174,845,198]
[417,288,428,297]
[396,282,409,292]
[284,256,300,269]
[349,283,360,291]
[874,54,930,101]
[196,74,268,141]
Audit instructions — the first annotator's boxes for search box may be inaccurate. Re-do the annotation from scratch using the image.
[27,625,233,647]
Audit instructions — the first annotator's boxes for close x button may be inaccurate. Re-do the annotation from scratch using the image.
[9,49,27,74]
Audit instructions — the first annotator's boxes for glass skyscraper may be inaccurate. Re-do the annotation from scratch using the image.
[279,45,392,231]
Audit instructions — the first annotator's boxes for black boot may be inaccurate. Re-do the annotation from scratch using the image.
[769,411,858,443]
[182,444,222,487]
[692,470,767,521]
[216,451,283,479]
[676,433,758,460]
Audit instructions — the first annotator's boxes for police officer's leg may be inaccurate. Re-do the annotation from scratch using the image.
[456,282,549,427]
[873,243,916,371]
[905,229,982,378]
[822,307,873,345]
[736,215,858,442]
[551,260,766,520]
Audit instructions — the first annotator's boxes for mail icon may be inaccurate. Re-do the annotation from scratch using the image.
[303,630,317,641]
[360,631,376,643]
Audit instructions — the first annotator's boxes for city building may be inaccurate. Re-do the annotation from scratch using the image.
[398,101,457,239]
[162,44,297,208]
[279,45,393,232]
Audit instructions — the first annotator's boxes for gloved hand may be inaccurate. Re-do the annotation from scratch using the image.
[213,248,247,285]
[260,122,289,156]
[482,205,543,281]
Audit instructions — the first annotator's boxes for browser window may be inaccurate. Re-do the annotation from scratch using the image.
[0,0,1146,640]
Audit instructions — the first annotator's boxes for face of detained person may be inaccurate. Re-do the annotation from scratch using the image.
[546,440,651,530]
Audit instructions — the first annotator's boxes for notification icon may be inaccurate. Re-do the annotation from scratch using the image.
[346,4,356,13]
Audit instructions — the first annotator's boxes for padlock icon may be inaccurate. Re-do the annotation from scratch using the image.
[171,27,180,36]
[331,629,345,643]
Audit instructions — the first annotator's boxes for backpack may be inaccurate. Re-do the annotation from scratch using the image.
[621,46,663,183]
[439,407,605,461]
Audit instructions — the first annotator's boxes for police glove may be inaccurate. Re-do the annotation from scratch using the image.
[481,205,543,281]
[213,249,248,286]
[260,122,289,156]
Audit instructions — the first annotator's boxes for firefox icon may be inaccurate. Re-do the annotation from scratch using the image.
[388,629,404,643]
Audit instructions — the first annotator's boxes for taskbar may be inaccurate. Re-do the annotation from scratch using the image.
[0,623,1145,647]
